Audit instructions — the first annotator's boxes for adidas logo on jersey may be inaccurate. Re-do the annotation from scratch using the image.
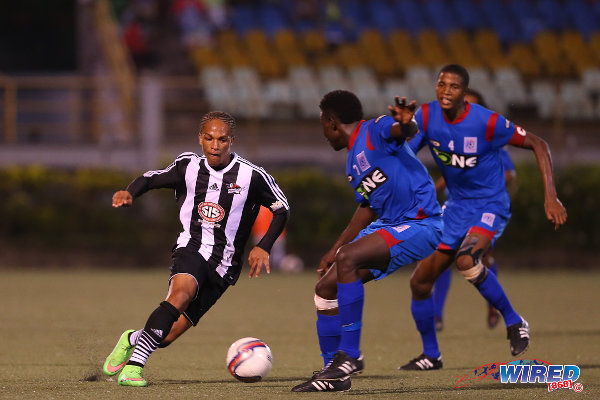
[209,183,219,191]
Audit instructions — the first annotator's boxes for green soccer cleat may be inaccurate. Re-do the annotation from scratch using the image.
[103,329,136,376]
[118,365,147,387]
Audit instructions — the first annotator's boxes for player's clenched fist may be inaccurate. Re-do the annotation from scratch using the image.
[112,190,133,207]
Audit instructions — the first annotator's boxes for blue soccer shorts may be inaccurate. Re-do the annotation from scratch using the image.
[353,216,443,281]
[437,193,511,251]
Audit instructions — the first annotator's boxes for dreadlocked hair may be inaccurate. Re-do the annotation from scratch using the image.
[199,111,236,133]
[319,90,363,124]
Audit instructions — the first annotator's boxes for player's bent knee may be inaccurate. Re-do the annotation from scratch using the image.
[314,294,338,311]
[460,262,488,286]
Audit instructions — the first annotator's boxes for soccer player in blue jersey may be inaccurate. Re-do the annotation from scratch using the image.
[400,64,567,371]
[432,88,517,331]
[292,90,443,392]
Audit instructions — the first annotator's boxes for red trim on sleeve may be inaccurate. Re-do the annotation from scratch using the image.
[437,243,453,251]
[348,120,364,150]
[508,125,526,146]
[366,126,375,150]
[415,207,427,219]
[376,229,403,248]
[421,103,429,134]
[485,113,499,142]
[468,226,496,241]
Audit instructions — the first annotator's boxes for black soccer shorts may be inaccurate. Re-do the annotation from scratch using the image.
[169,246,230,326]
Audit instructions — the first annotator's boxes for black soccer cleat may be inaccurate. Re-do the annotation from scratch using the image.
[507,318,530,356]
[313,350,364,380]
[398,353,443,371]
[291,376,351,392]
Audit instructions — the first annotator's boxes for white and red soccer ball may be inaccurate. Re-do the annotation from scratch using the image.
[226,337,273,383]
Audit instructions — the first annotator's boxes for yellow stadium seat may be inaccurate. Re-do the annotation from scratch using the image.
[388,30,424,72]
[507,43,541,79]
[416,30,450,68]
[445,30,482,68]
[559,31,597,76]
[590,32,600,63]
[533,31,572,78]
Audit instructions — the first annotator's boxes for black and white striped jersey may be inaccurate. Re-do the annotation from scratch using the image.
[127,152,289,285]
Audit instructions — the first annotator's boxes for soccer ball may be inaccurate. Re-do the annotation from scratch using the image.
[226,337,273,383]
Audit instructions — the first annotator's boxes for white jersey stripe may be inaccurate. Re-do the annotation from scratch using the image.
[199,167,222,262]
[217,162,252,277]
[176,157,200,248]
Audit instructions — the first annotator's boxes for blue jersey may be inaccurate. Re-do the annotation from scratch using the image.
[409,101,525,200]
[346,116,441,224]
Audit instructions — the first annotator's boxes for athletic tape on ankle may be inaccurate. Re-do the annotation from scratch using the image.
[314,294,338,310]
[460,262,485,281]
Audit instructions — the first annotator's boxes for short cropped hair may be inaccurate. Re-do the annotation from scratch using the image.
[465,88,487,108]
[439,64,469,88]
[319,90,363,124]
[199,111,236,133]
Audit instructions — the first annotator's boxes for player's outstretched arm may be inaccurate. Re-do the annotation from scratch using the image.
[388,96,418,140]
[112,190,133,208]
[248,246,270,278]
[517,132,567,230]
[317,205,377,277]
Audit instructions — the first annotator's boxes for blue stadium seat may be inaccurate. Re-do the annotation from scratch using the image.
[394,0,430,37]
[367,0,397,36]
[422,0,458,37]
[479,0,523,45]
[230,4,257,37]
[507,0,545,43]
[566,0,598,40]
[337,0,369,39]
[534,0,570,31]
[258,3,288,38]
[450,0,488,31]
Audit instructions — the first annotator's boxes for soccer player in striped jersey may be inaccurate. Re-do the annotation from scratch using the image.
[292,90,442,392]
[400,64,567,371]
[103,111,289,386]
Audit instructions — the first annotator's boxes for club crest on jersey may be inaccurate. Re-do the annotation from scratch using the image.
[356,167,388,200]
[464,137,477,153]
[226,182,244,194]
[198,201,225,223]
[356,151,371,172]
[481,212,496,227]
[433,148,478,169]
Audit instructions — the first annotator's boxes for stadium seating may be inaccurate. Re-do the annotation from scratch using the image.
[185,0,600,120]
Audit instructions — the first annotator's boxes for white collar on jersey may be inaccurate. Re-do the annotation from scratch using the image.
[203,152,239,175]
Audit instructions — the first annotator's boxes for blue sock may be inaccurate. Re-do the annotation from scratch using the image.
[475,270,521,326]
[487,261,498,307]
[433,268,451,320]
[411,297,440,358]
[316,313,341,366]
[337,280,364,359]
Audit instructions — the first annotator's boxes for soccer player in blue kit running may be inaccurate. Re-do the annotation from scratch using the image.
[432,88,517,331]
[400,64,567,371]
[292,90,443,392]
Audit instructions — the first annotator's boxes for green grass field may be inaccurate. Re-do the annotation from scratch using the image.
[1,267,599,399]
